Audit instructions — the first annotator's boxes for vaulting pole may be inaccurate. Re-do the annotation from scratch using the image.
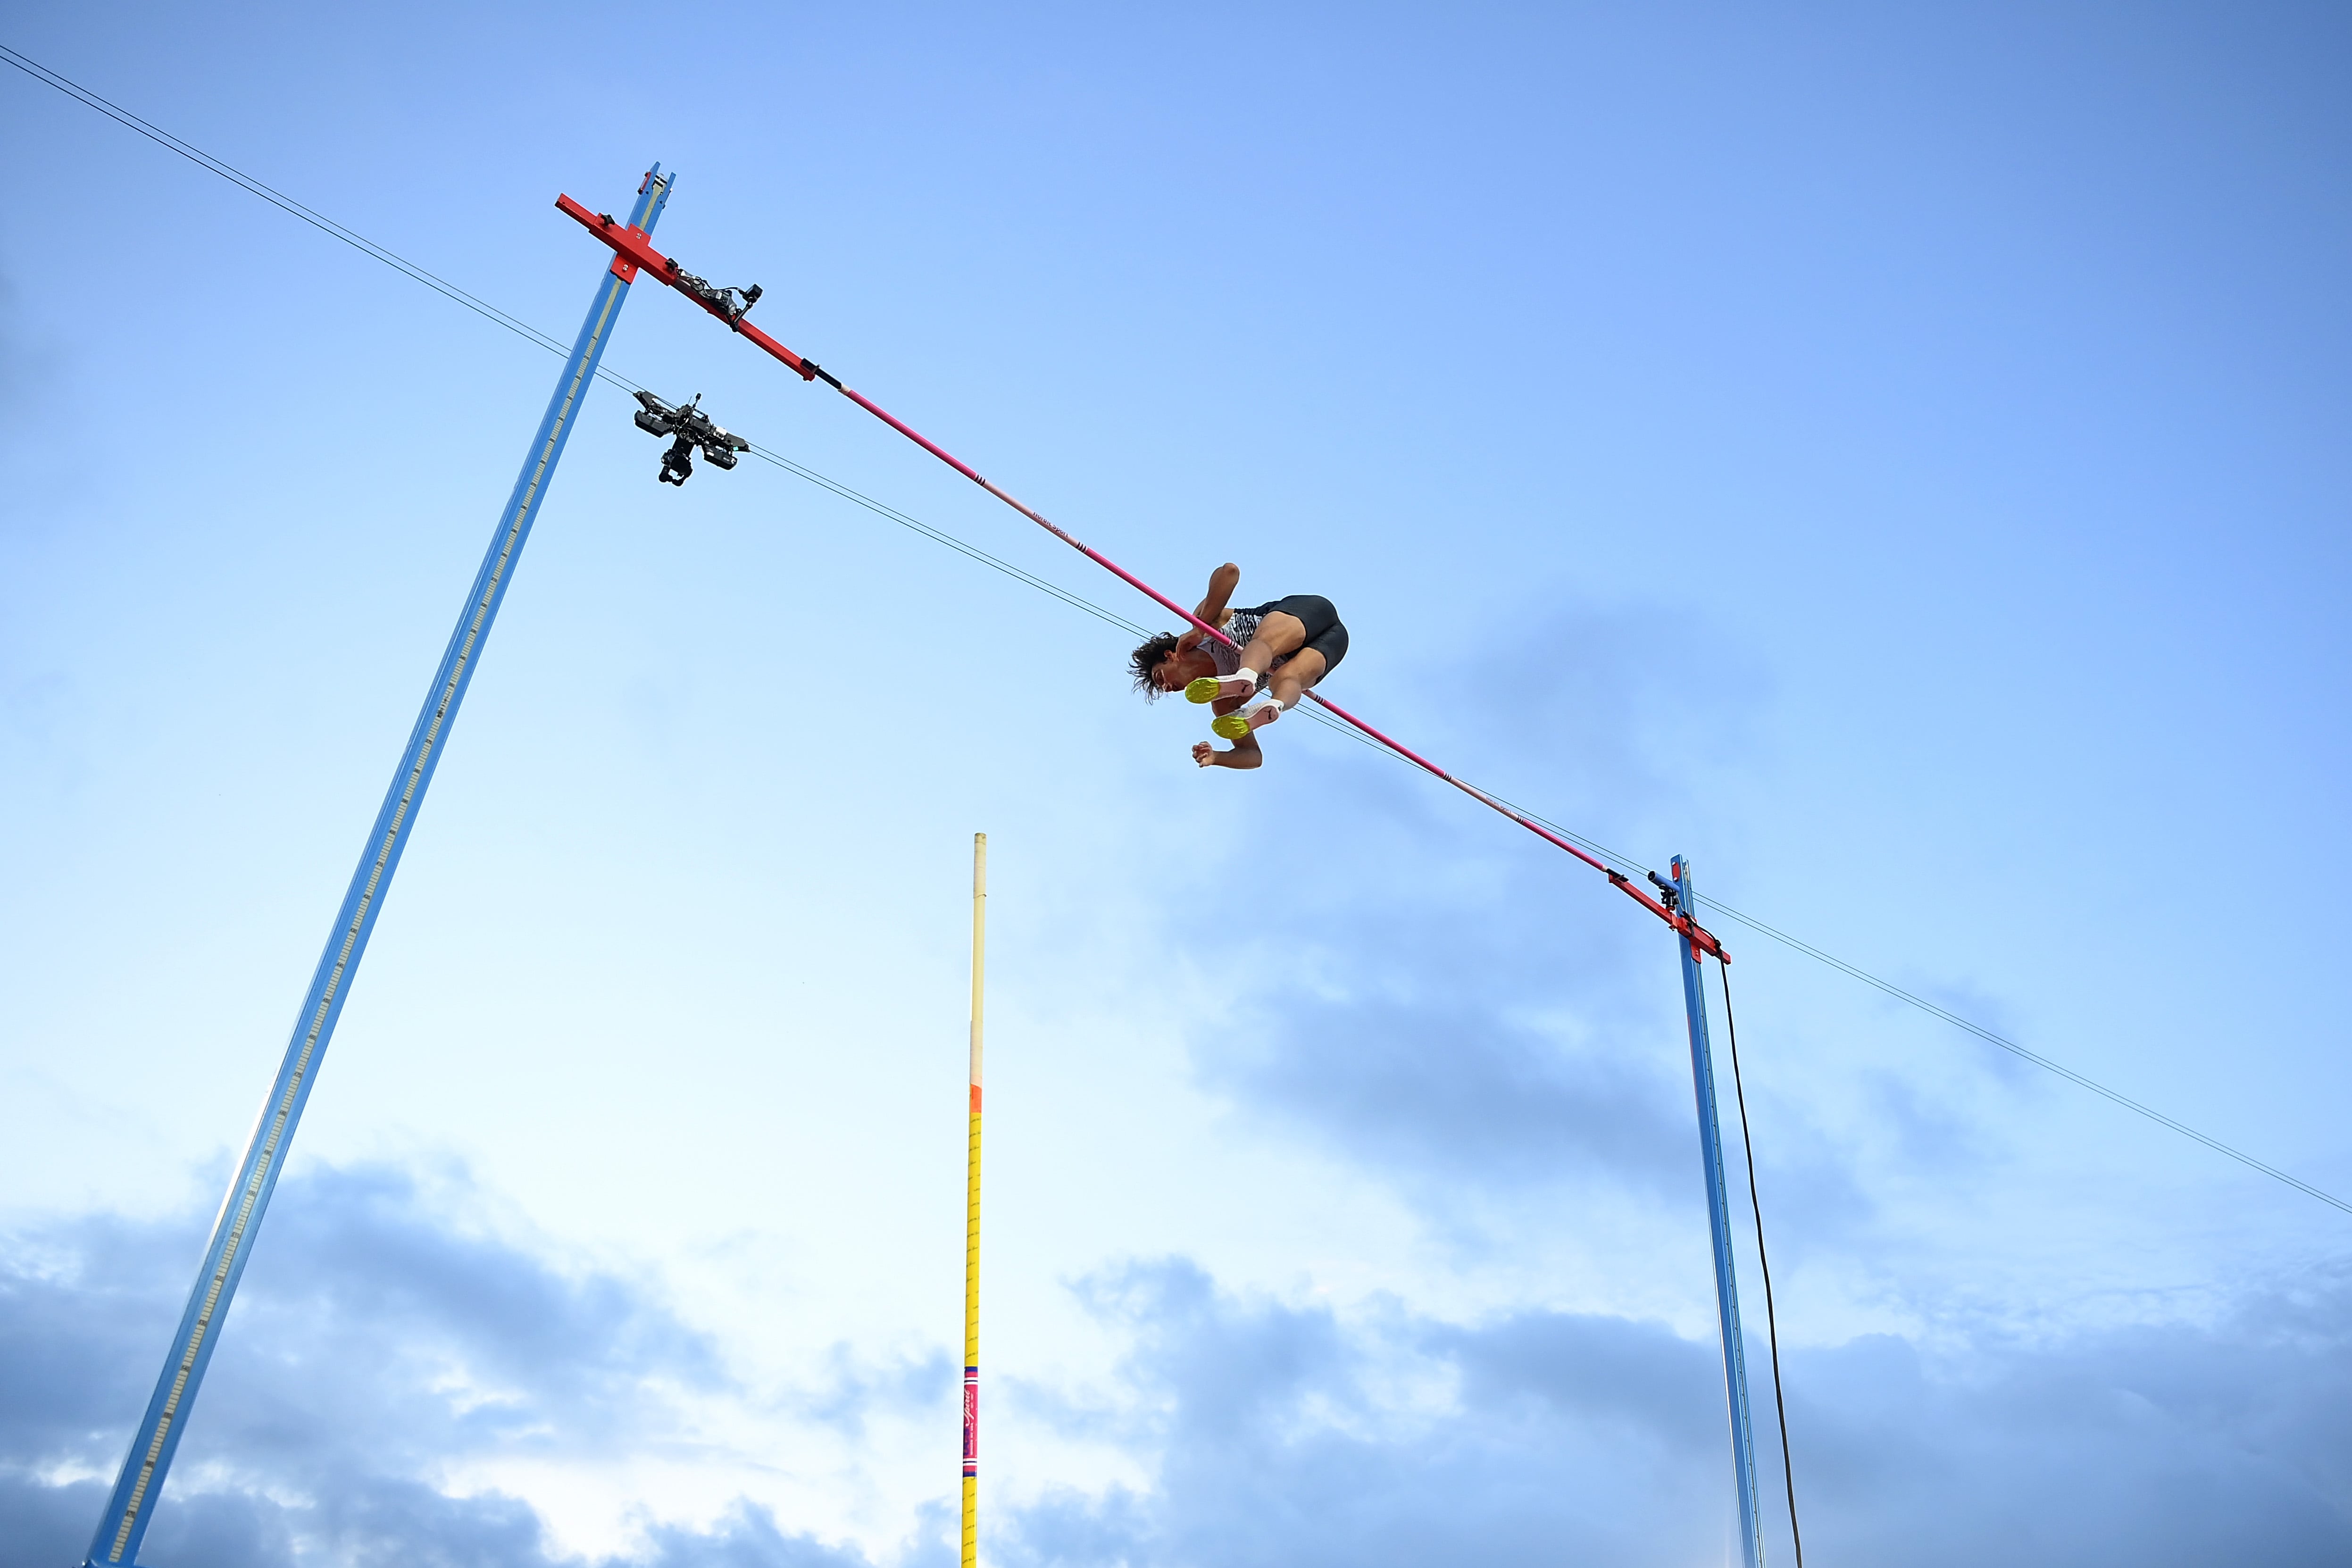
[962,833,987,1568]
[81,166,674,1568]
[1671,854,1764,1568]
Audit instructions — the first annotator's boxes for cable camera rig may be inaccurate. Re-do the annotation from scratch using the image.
[631,389,749,485]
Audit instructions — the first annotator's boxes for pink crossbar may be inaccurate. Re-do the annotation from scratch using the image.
[555,192,1722,958]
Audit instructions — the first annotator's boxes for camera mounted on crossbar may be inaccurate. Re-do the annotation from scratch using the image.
[670,267,763,325]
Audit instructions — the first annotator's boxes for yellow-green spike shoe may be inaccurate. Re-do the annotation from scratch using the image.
[1211,711,1254,740]
[1184,676,1223,704]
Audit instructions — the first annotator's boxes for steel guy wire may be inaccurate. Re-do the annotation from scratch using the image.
[9,41,2344,1220]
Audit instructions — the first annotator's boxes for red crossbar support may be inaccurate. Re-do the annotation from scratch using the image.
[555,192,1725,961]
[556,195,821,377]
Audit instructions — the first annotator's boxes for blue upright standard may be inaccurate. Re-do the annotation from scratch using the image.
[81,165,674,1568]
[1670,853,1766,1568]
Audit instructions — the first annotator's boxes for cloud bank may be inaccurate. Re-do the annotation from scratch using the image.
[1002,1257,2352,1568]
[0,1164,877,1568]
[5,1164,2345,1568]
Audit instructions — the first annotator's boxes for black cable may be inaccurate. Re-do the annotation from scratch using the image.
[1718,959,1803,1568]
[11,39,2346,1224]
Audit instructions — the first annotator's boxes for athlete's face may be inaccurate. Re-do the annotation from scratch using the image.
[1153,647,1219,692]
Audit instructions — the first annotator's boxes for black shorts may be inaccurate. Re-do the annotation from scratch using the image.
[1248,594,1349,676]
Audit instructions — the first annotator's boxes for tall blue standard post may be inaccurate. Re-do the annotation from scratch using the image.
[81,166,674,1568]
[1671,854,1764,1568]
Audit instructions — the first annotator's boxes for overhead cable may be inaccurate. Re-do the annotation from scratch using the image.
[10,42,2343,1221]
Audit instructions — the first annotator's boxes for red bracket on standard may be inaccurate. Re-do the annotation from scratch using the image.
[1606,870,1727,960]
[555,193,818,380]
[1682,917,1727,963]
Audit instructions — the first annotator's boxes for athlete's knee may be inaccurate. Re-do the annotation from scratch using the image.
[1273,650,1326,697]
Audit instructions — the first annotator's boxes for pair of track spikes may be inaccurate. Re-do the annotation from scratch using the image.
[1184,672,1286,741]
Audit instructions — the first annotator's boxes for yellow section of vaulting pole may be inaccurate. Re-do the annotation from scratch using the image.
[962,833,985,1568]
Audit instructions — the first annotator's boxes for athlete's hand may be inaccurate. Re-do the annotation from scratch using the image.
[1193,741,1219,768]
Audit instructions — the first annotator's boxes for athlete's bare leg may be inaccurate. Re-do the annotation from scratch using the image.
[1262,647,1326,713]
[1209,646,1327,740]
[1186,611,1309,704]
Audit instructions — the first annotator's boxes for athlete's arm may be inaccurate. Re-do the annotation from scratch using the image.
[1192,689,1262,768]
[1193,732,1263,770]
[1179,562,1242,652]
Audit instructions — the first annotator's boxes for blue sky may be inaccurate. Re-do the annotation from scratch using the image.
[2,3,2348,1564]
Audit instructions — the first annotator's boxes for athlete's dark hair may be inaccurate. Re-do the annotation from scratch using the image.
[1129,632,1182,699]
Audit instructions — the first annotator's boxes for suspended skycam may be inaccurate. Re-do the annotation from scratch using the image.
[632,389,750,486]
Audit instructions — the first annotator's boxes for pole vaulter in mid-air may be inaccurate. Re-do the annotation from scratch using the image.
[1128,565,1350,770]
